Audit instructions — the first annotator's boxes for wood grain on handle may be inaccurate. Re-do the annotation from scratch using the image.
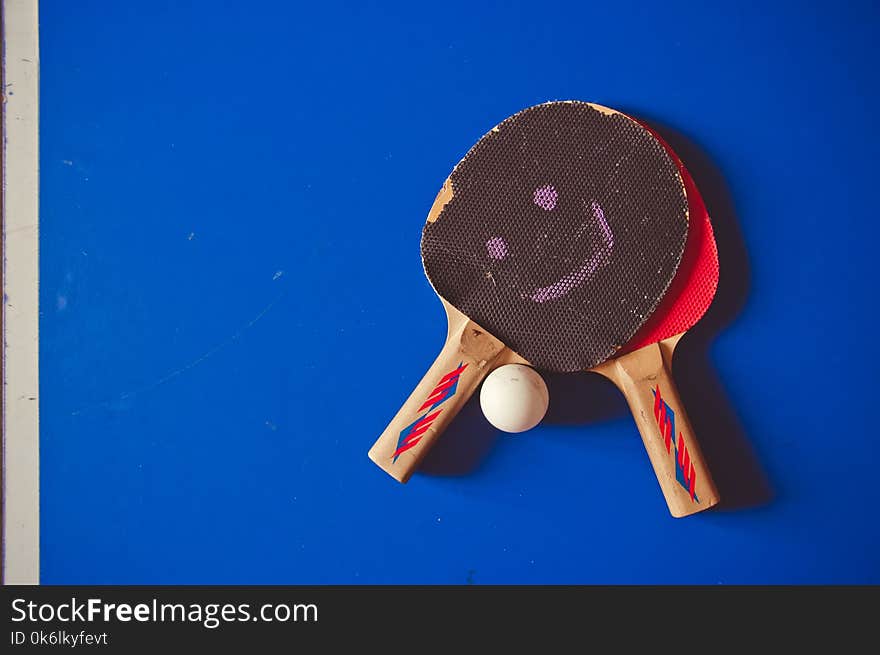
[594,337,719,517]
[368,305,507,483]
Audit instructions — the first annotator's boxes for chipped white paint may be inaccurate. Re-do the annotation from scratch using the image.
[2,0,40,585]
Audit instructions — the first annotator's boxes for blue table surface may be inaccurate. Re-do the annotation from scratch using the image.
[39,0,878,583]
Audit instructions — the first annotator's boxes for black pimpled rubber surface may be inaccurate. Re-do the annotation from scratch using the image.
[421,102,688,372]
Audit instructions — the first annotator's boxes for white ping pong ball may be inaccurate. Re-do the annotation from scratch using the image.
[479,364,549,433]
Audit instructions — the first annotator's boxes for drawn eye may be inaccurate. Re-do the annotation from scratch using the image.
[533,184,558,211]
[486,236,509,260]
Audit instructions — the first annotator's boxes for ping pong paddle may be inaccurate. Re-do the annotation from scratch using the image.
[369,101,689,483]
[592,122,720,517]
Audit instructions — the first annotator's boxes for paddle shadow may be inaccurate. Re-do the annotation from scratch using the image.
[419,392,501,477]
[542,371,628,425]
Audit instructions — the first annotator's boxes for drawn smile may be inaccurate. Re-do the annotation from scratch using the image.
[483,187,615,304]
[526,200,614,303]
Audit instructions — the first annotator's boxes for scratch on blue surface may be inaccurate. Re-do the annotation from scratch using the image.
[69,289,287,416]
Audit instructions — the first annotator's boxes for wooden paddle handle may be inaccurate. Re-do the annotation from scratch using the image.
[595,341,719,517]
[368,321,507,483]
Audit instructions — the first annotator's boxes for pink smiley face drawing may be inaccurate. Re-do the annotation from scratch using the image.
[484,184,614,303]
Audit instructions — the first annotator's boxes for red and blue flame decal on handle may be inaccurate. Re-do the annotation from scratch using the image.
[652,386,699,502]
[392,362,468,462]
